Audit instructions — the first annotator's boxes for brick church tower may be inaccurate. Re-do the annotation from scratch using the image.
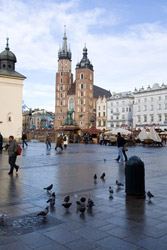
[75,46,94,128]
[54,26,73,129]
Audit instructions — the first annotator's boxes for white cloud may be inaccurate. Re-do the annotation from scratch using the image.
[1,0,167,110]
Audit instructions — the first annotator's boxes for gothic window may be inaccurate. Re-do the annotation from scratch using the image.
[80,73,84,79]
[68,97,75,110]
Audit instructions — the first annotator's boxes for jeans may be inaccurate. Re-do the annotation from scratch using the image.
[118,147,124,162]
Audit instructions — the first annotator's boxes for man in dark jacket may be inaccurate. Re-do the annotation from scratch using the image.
[8,136,19,174]
[116,132,126,163]
[22,132,28,148]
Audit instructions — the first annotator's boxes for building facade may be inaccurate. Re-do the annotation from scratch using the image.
[0,38,26,140]
[133,83,167,130]
[96,96,107,130]
[54,28,111,129]
[106,92,134,129]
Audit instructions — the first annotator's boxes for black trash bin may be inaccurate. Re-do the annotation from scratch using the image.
[125,156,145,197]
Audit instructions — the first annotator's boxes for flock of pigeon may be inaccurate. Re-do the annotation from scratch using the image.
[37,183,95,217]
[36,174,154,218]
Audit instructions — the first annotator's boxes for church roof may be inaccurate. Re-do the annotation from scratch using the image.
[76,45,93,71]
[58,26,71,61]
[93,85,111,98]
[67,83,111,99]
[0,69,26,79]
[67,82,76,95]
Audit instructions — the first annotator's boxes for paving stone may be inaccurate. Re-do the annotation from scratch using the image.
[16,231,54,248]
[72,226,109,241]
[136,237,167,250]
[67,238,99,250]
[43,228,81,244]
[33,242,69,250]
[0,241,32,250]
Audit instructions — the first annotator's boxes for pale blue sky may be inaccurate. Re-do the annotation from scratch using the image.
[0,0,167,111]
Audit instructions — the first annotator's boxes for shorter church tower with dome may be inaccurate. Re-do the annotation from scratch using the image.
[0,38,26,139]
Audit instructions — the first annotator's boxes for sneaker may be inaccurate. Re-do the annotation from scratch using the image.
[8,171,13,175]
[15,166,19,172]
[115,159,119,162]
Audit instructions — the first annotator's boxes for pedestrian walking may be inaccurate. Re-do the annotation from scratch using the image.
[0,132,3,153]
[115,145,128,162]
[22,132,28,148]
[46,134,51,149]
[116,132,126,163]
[7,135,19,174]
[55,135,63,150]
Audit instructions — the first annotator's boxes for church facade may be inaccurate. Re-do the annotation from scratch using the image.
[54,29,111,129]
[0,38,26,140]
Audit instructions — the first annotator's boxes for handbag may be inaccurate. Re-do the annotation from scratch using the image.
[123,146,128,151]
[17,145,22,155]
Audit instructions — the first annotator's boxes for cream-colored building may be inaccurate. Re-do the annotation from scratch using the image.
[0,38,26,140]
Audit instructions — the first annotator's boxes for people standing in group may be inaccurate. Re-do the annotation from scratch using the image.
[22,132,28,148]
[7,136,19,174]
[55,135,63,150]
[46,134,51,149]
[63,135,68,149]
[116,132,127,163]
[0,132,3,153]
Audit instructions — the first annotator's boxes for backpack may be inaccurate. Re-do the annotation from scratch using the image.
[17,145,22,155]
[63,136,66,141]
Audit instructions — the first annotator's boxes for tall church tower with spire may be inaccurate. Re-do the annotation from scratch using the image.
[55,26,73,128]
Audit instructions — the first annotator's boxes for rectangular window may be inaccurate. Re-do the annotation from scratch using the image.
[83,107,85,112]
[98,112,100,117]
[111,109,113,113]
[151,97,153,102]
[111,116,113,120]
[144,105,147,111]
[122,115,125,120]
[90,84,92,90]
[164,114,167,122]
[165,103,167,109]
[137,106,140,112]
[78,107,79,112]
[144,98,147,102]
[158,104,161,110]
[103,112,105,117]
[84,99,85,104]
[165,96,167,101]
[150,114,154,122]
[138,99,140,103]
[159,96,161,101]
[150,105,153,111]
[137,116,141,122]
[144,115,147,122]
[158,114,161,122]
[103,120,106,126]
[99,106,100,110]
[103,105,105,110]
[122,107,125,112]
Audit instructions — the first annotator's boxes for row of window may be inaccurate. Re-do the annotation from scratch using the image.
[98,112,106,117]
[137,103,167,111]
[98,120,106,126]
[110,115,126,120]
[137,114,167,123]
[137,96,167,103]
[98,105,106,110]
[78,83,93,90]
[110,107,131,113]
[110,101,133,106]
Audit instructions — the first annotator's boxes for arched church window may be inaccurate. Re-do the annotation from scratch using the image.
[68,97,75,110]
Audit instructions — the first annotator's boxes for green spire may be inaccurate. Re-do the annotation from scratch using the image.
[5,37,9,50]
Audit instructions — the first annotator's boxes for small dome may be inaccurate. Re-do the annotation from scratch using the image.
[0,49,17,62]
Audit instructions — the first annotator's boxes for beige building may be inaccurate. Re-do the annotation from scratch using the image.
[96,96,107,130]
[0,38,26,140]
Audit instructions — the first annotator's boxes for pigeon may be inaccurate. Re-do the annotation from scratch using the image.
[100,173,105,179]
[109,187,114,196]
[76,200,81,208]
[147,191,154,201]
[79,206,86,214]
[64,196,70,203]
[62,202,72,209]
[0,214,6,225]
[44,184,53,191]
[104,159,106,162]
[47,193,56,206]
[37,207,49,216]
[116,180,124,187]
[94,174,97,180]
[80,197,86,206]
[87,198,95,208]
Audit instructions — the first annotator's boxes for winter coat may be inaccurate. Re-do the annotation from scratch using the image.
[8,140,19,157]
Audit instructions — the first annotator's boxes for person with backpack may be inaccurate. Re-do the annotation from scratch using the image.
[7,135,19,174]
[116,132,126,163]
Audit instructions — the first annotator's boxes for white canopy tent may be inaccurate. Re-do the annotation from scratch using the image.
[137,129,149,141]
[148,127,161,142]
[104,128,131,135]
